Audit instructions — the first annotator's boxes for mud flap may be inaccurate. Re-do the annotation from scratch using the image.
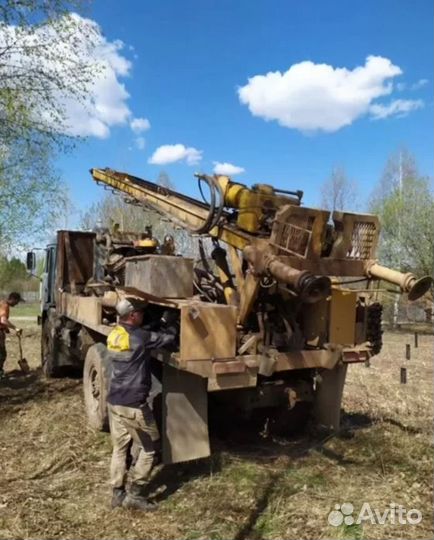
[162,364,210,464]
[313,362,348,432]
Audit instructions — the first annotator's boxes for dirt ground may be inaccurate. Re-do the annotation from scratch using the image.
[0,323,432,540]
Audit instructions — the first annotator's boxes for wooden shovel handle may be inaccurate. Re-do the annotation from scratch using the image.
[17,334,23,360]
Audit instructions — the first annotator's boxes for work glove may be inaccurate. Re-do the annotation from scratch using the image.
[164,323,180,350]
[160,309,179,327]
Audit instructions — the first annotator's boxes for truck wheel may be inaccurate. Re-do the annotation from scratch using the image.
[83,343,111,432]
[41,319,61,378]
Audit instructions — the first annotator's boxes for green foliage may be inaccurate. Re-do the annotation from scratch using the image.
[0,1,97,249]
[0,140,71,249]
[334,522,364,540]
[0,256,27,286]
[9,302,40,317]
[370,149,434,277]
[0,1,96,150]
[0,255,37,293]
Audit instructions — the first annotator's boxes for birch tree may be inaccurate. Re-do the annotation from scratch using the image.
[0,1,109,248]
[369,148,434,277]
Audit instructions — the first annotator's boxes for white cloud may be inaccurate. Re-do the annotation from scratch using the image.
[238,55,407,133]
[0,13,134,138]
[411,78,428,90]
[397,79,429,92]
[213,161,245,175]
[135,137,146,150]
[148,144,202,166]
[369,99,424,120]
[130,117,151,133]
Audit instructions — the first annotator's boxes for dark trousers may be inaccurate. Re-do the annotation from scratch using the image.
[0,332,6,371]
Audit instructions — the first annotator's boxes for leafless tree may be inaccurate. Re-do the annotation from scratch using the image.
[320,165,358,213]
[80,172,197,256]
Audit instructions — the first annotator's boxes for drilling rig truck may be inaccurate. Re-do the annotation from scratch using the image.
[27,168,432,464]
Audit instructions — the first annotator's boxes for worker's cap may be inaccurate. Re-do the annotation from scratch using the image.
[8,292,24,303]
[116,297,148,317]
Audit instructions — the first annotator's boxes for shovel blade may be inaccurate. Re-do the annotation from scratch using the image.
[18,358,30,373]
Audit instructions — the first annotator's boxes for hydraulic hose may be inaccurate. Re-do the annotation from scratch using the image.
[194,174,225,234]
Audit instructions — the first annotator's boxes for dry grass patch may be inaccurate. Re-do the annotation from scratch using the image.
[0,327,432,539]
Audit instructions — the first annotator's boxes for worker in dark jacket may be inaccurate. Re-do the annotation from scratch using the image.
[107,297,175,510]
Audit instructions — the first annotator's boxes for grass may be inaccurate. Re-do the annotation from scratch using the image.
[10,302,40,318]
[0,328,432,540]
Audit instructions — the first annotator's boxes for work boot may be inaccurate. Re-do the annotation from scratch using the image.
[122,483,157,511]
[111,487,126,509]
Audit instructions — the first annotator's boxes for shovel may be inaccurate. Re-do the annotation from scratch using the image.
[17,333,30,373]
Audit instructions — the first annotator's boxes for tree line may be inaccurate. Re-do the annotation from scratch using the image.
[0,2,432,287]
[320,147,433,279]
[0,255,39,294]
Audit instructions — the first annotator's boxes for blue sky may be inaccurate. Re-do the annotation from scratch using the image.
[58,0,433,225]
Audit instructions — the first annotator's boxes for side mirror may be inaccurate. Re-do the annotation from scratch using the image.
[26,251,36,272]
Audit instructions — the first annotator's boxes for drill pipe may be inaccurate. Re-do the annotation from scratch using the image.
[365,261,432,301]
[243,245,331,303]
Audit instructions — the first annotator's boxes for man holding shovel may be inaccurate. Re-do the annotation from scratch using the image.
[0,292,24,379]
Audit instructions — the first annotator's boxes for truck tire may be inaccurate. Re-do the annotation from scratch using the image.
[41,319,62,378]
[83,343,112,432]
